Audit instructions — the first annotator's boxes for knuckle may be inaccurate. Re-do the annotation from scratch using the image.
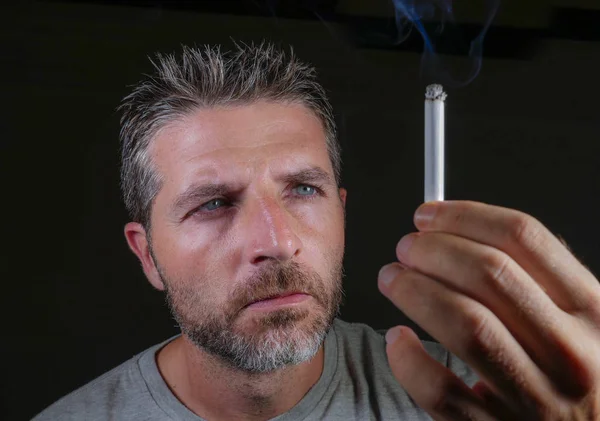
[507,212,544,252]
[578,292,600,325]
[461,308,494,354]
[480,250,516,293]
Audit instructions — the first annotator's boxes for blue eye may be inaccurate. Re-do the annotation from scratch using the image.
[202,198,226,211]
[294,185,317,196]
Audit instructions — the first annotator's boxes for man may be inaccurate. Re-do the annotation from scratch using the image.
[33,42,600,421]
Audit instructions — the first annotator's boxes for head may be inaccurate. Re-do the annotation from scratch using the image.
[120,42,347,374]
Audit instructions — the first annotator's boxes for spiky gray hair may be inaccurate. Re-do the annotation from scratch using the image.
[118,42,341,230]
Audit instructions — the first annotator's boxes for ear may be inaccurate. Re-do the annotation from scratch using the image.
[338,188,347,208]
[124,222,165,291]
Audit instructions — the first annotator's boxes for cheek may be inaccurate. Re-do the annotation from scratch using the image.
[155,223,236,283]
[303,207,345,265]
[314,202,345,243]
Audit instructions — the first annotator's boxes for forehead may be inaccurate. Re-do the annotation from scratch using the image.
[150,101,332,185]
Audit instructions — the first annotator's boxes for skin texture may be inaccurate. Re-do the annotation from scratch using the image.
[125,101,347,421]
[379,200,600,420]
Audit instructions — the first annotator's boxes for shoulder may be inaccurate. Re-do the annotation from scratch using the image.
[332,318,478,386]
[31,338,175,421]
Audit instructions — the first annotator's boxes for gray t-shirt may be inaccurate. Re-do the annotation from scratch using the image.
[32,318,478,420]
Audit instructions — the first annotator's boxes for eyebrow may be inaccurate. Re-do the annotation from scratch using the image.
[171,183,233,216]
[171,166,335,215]
[280,166,335,188]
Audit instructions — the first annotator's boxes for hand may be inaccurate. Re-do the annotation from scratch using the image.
[378,200,600,420]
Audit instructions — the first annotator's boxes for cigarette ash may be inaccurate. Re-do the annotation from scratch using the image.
[425,84,447,101]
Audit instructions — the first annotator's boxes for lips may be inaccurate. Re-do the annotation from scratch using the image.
[247,291,305,306]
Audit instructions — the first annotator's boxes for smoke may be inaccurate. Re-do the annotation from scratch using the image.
[392,0,500,86]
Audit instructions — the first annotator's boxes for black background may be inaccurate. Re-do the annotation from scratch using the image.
[4,1,600,419]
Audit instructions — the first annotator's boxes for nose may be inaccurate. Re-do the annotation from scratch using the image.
[242,196,302,265]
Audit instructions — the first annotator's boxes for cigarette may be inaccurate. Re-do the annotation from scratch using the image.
[424,84,446,203]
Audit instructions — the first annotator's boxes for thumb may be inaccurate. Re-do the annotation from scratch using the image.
[385,325,481,416]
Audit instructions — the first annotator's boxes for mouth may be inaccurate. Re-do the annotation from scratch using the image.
[245,292,311,310]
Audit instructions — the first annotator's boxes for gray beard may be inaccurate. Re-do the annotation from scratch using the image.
[160,260,344,374]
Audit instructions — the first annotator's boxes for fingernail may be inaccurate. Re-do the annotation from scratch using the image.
[415,202,438,227]
[386,327,402,344]
[396,235,415,258]
[378,263,402,286]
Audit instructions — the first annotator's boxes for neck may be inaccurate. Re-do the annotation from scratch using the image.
[156,335,325,421]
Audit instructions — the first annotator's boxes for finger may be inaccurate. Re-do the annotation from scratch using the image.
[395,231,583,393]
[378,264,558,417]
[413,201,600,316]
[472,381,519,421]
[385,325,499,421]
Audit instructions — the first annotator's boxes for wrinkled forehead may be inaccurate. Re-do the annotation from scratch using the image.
[149,101,333,190]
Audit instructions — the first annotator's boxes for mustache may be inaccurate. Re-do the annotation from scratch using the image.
[229,262,323,316]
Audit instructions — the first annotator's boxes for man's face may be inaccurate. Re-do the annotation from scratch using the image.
[143,100,346,373]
